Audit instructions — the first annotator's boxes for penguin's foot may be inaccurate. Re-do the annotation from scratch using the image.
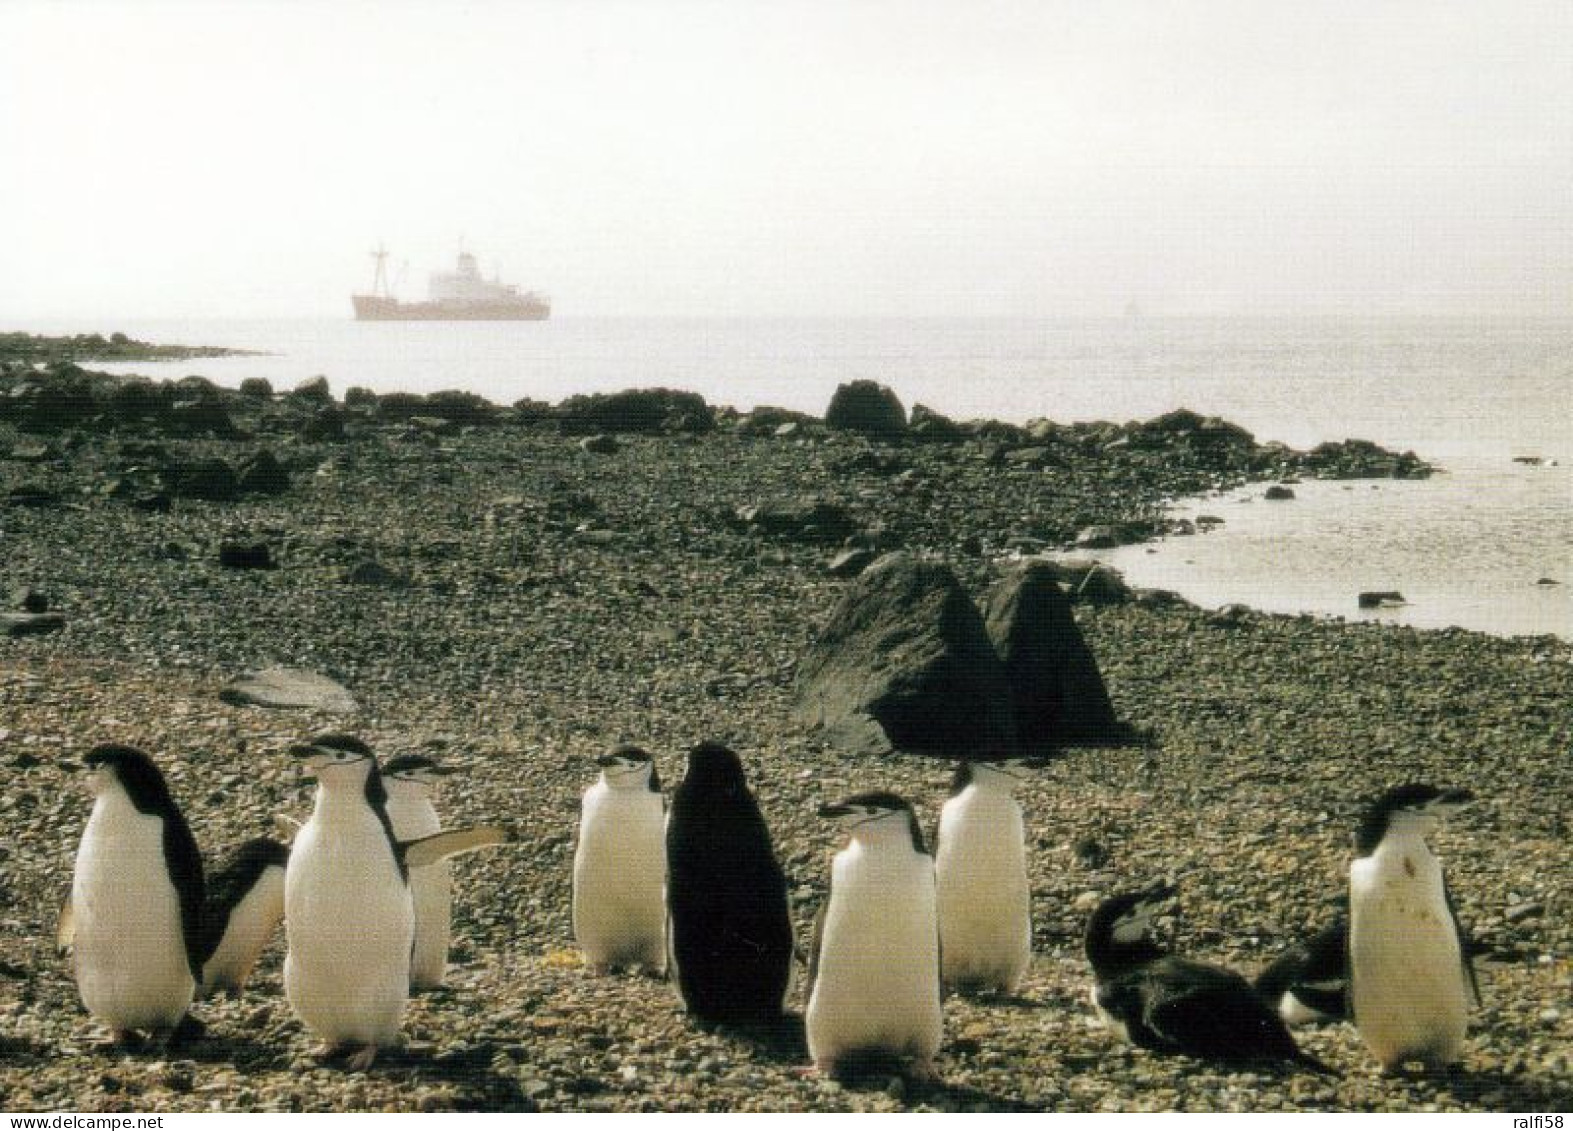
[102,1029,144,1051]
[906,1058,941,1085]
[344,1045,378,1073]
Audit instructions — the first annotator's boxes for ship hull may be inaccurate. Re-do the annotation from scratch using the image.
[352,295,550,322]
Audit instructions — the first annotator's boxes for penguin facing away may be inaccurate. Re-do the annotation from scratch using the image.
[284,735,513,1070]
[1084,882,1335,1074]
[1254,917,1349,1027]
[573,744,667,975]
[383,754,456,990]
[665,741,795,1028]
[200,837,290,997]
[808,792,943,1083]
[935,756,1049,995]
[1348,784,1479,1073]
[64,744,208,1045]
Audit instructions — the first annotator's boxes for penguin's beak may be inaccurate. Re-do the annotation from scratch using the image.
[288,743,326,760]
[55,759,82,774]
[817,802,854,819]
[1439,788,1474,806]
[1138,880,1180,908]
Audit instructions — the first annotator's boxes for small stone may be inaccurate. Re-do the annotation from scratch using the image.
[1264,485,1295,500]
[1505,901,1545,924]
[219,542,274,570]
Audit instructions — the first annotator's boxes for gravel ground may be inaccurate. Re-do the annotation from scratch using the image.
[1,404,1569,1112]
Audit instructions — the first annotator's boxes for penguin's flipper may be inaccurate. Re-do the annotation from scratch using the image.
[273,813,304,842]
[1443,879,1482,1008]
[56,893,75,954]
[402,825,516,868]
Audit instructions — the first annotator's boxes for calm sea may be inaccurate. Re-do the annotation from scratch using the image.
[27,315,1573,641]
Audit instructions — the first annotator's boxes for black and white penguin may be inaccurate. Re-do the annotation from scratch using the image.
[573,745,666,975]
[285,734,512,1069]
[1348,784,1479,1073]
[935,756,1049,994]
[63,744,208,1045]
[200,837,289,997]
[665,741,794,1028]
[1254,918,1348,1027]
[383,754,455,990]
[807,792,943,1082]
[1084,882,1335,1074]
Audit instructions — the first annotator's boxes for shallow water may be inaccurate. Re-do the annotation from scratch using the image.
[24,313,1573,640]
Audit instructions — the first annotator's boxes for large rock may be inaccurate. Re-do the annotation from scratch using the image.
[556,388,715,434]
[737,497,858,544]
[981,562,1140,750]
[219,667,357,714]
[825,381,906,437]
[794,553,1016,759]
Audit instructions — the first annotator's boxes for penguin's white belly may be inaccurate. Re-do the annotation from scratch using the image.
[73,803,193,1031]
[1350,852,1470,1069]
[936,792,1031,991]
[389,799,450,989]
[807,849,941,1066]
[573,785,667,970]
[285,818,413,1048]
[409,862,452,989]
[203,868,286,994]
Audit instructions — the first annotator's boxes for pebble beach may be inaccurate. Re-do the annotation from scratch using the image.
[1,342,1569,1112]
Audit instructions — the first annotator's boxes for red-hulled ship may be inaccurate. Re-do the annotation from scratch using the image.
[352,247,550,321]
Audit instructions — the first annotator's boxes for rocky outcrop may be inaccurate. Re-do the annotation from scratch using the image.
[794,554,1017,759]
[981,562,1140,750]
[825,381,906,438]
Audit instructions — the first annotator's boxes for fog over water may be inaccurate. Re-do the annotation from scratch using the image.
[3,1,1570,321]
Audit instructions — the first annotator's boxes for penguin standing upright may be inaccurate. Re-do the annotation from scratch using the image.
[807,792,943,1082]
[200,837,289,997]
[573,745,666,975]
[63,744,208,1045]
[1254,917,1349,1027]
[665,741,794,1028]
[383,755,454,990]
[1084,882,1334,1074]
[935,756,1047,994]
[1348,784,1479,1073]
[284,734,512,1070]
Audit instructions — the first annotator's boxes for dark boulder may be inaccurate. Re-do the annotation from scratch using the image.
[236,450,291,496]
[1264,484,1296,500]
[166,397,241,438]
[290,376,333,402]
[302,405,347,442]
[1358,591,1406,609]
[239,377,274,399]
[908,403,965,442]
[423,389,501,426]
[579,433,618,455]
[737,405,818,437]
[737,497,858,543]
[825,381,906,437]
[794,553,1017,759]
[981,562,1140,750]
[3,611,66,638]
[218,541,274,570]
[167,458,238,501]
[557,388,715,435]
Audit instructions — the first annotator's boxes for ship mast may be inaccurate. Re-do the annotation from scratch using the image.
[370,244,391,298]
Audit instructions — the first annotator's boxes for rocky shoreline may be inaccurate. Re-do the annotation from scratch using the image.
[1,344,1567,1112]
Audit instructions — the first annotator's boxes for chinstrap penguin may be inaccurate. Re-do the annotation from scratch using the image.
[1255,917,1349,1027]
[62,744,208,1046]
[284,734,512,1070]
[383,754,456,990]
[665,741,794,1028]
[200,837,289,997]
[1084,882,1335,1074]
[573,745,667,975]
[1348,784,1479,1073]
[935,756,1049,995]
[808,792,943,1083]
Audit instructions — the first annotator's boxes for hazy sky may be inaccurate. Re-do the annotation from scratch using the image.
[2,0,1569,319]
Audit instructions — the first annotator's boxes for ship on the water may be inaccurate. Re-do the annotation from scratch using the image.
[352,246,550,321]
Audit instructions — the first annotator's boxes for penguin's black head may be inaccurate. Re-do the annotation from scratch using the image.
[81,744,178,814]
[1087,881,1178,948]
[685,741,744,783]
[1356,783,1474,854]
[951,755,1053,793]
[597,745,660,790]
[383,754,453,788]
[818,790,927,853]
[289,734,377,783]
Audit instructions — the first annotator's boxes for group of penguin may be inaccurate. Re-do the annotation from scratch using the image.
[60,737,508,1070]
[576,745,1480,1081]
[59,731,1480,1089]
